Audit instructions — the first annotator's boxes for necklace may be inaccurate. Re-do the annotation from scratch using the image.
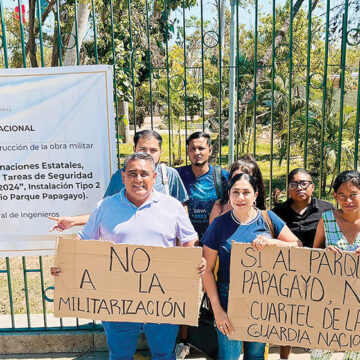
[232,207,258,225]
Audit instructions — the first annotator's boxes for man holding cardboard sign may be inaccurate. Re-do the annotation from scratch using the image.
[51,152,204,360]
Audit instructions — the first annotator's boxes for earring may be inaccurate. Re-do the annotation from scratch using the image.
[253,200,257,207]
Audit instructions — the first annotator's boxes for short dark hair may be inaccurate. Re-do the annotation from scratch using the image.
[333,171,360,192]
[134,130,162,149]
[288,168,312,183]
[186,132,211,147]
[123,152,155,171]
[229,173,257,193]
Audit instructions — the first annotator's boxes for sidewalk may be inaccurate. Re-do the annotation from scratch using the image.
[1,346,347,360]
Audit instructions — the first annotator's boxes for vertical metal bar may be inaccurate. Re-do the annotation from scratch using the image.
[182,0,188,156]
[228,0,236,164]
[164,0,172,165]
[0,0,9,68]
[355,58,360,171]
[74,0,80,65]
[36,0,45,67]
[145,0,154,129]
[336,5,349,175]
[17,0,26,67]
[6,258,15,328]
[269,0,276,208]
[91,0,98,64]
[109,0,120,167]
[127,0,136,132]
[285,0,294,194]
[200,0,205,131]
[39,256,47,329]
[22,257,31,328]
[56,0,63,66]
[319,0,330,199]
[303,0,312,168]
[252,0,258,157]
[236,0,240,158]
[218,0,222,165]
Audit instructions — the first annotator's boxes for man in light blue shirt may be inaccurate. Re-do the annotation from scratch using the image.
[80,159,196,247]
[104,130,188,202]
[51,152,202,360]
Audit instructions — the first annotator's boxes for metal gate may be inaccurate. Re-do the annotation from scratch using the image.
[0,0,359,332]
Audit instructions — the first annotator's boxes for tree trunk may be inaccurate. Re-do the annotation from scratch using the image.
[51,6,69,66]
[28,0,38,67]
[51,25,60,67]
[25,0,57,59]
[119,101,130,143]
[64,3,90,66]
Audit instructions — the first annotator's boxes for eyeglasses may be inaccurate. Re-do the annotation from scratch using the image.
[336,193,360,202]
[289,181,313,190]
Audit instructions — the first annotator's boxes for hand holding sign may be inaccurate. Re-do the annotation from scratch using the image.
[54,237,202,326]
[227,244,360,351]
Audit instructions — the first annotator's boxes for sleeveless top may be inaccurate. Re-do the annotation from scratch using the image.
[323,210,360,251]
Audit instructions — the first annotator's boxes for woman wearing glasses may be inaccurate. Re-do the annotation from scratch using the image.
[311,170,360,360]
[273,168,335,249]
[272,168,334,360]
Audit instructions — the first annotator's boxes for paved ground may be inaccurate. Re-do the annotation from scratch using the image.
[1,346,347,359]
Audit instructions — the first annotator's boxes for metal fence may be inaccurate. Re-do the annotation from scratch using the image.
[0,0,359,332]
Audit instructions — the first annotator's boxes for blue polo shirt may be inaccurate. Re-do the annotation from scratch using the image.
[104,164,189,203]
[78,189,197,246]
[176,165,229,240]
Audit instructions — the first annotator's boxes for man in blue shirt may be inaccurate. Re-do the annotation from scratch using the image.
[176,132,228,358]
[177,132,229,241]
[49,130,188,231]
[51,152,203,360]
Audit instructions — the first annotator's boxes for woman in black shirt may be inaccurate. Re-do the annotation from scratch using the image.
[272,168,335,360]
[273,168,335,248]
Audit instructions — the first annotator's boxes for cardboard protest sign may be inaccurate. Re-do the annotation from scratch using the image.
[228,243,360,351]
[54,237,202,326]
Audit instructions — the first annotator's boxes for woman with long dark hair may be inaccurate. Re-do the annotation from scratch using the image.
[202,173,300,360]
[209,155,266,224]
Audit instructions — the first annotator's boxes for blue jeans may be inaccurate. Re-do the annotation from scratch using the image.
[217,282,265,360]
[102,321,179,360]
[217,329,266,360]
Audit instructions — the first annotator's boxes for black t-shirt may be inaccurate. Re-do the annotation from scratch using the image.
[272,197,335,248]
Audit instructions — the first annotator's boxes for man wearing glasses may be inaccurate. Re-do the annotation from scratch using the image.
[272,168,335,360]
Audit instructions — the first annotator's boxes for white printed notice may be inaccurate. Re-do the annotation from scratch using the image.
[0,65,116,257]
